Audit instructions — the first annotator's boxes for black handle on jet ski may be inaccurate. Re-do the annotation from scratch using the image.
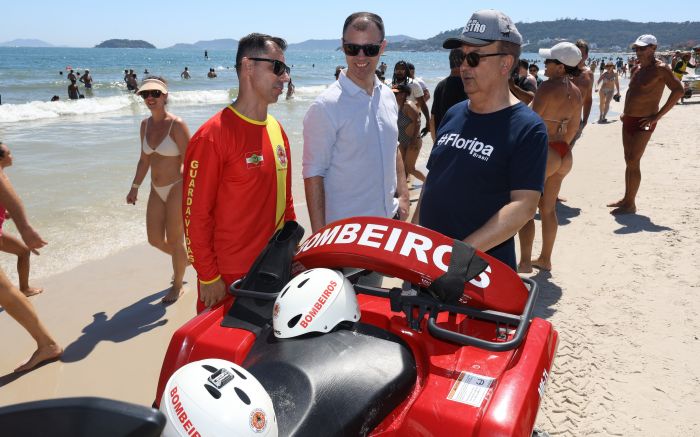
[229,280,279,301]
[427,277,538,352]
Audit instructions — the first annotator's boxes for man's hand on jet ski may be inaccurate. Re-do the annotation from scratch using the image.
[200,278,228,308]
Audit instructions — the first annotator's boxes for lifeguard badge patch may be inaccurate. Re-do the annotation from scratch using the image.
[275,144,288,168]
[246,151,264,168]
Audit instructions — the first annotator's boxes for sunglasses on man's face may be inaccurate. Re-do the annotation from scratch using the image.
[139,90,163,99]
[462,51,508,68]
[342,42,382,57]
[248,57,291,76]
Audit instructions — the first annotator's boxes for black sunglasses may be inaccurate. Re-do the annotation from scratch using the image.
[139,90,163,99]
[342,42,382,57]
[247,57,291,76]
[463,52,508,68]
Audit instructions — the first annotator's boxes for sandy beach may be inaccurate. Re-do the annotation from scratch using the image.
[1,92,699,436]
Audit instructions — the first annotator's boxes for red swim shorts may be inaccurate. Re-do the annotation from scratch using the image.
[621,115,656,135]
[548,141,570,159]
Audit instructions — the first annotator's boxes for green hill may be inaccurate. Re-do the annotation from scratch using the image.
[388,19,700,52]
[95,39,156,49]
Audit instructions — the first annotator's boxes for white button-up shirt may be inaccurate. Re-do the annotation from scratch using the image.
[302,71,399,224]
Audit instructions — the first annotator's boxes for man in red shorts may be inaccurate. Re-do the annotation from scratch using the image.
[607,34,684,215]
[184,33,295,312]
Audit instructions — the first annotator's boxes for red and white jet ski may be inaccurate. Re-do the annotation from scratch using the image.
[154,217,558,436]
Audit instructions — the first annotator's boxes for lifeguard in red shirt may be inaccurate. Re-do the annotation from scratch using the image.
[184,33,295,312]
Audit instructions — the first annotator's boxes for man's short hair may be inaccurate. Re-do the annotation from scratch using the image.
[449,48,465,69]
[343,12,385,40]
[575,39,589,55]
[529,63,539,72]
[406,62,415,71]
[235,33,287,76]
[518,59,529,70]
[498,41,521,74]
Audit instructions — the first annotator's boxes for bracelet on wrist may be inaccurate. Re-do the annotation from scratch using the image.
[199,275,222,285]
[131,183,140,189]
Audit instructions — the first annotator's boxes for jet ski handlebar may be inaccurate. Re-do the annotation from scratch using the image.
[354,277,538,352]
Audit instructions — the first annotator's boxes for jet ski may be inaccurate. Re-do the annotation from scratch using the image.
[154,217,558,437]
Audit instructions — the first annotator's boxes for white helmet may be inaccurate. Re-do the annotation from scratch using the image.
[160,359,277,437]
[273,268,360,338]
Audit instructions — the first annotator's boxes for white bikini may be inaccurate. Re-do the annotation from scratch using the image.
[142,118,182,202]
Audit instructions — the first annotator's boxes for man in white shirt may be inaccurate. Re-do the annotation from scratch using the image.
[302,12,410,234]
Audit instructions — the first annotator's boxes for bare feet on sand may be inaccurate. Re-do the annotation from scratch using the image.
[606,199,625,207]
[607,200,637,215]
[610,205,637,215]
[20,286,44,297]
[14,343,63,373]
[531,258,552,271]
[162,285,184,304]
[517,261,533,274]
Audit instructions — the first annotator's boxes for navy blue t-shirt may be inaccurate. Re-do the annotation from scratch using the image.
[420,101,548,270]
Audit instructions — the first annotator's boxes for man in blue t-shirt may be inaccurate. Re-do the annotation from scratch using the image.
[412,9,548,271]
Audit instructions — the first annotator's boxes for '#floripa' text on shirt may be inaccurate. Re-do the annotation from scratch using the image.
[436,133,494,162]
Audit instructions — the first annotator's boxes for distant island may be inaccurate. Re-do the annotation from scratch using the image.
[163,35,415,51]
[389,19,700,52]
[95,39,156,49]
[0,38,53,48]
[166,38,238,50]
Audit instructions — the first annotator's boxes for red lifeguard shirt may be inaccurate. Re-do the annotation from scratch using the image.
[183,106,295,283]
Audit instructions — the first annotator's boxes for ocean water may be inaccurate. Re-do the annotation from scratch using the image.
[0,47,622,281]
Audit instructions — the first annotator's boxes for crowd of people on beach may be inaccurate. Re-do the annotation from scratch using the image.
[1,8,689,375]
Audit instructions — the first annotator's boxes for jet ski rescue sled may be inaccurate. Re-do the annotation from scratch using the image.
[155,217,558,436]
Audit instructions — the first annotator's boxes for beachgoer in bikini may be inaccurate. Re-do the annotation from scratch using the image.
[127,77,191,303]
[393,84,423,185]
[518,42,582,273]
[595,61,620,122]
[607,35,684,215]
[0,141,62,372]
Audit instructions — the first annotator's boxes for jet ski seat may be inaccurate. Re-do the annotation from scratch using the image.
[244,323,417,436]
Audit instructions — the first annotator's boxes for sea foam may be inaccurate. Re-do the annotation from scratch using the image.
[0,89,235,123]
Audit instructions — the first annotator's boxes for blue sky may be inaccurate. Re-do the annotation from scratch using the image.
[2,0,698,47]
